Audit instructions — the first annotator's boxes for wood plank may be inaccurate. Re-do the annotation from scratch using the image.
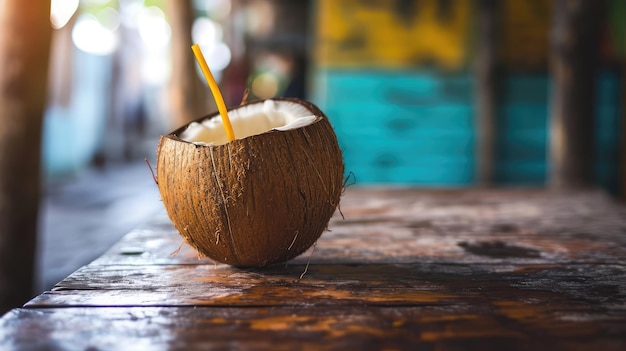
[5,189,625,350]
[2,306,624,351]
[96,217,626,266]
[92,189,626,266]
[26,188,625,327]
[26,261,625,308]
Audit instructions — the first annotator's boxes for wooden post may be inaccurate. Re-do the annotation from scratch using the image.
[0,1,52,313]
[622,60,626,198]
[621,17,626,199]
[549,0,605,190]
[475,0,500,186]
[167,0,214,129]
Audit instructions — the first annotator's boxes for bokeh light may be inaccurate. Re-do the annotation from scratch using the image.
[119,0,144,29]
[72,13,119,55]
[192,17,232,73]
[251,72,279,99]
[50,0,79,29]
[138,6,171,51]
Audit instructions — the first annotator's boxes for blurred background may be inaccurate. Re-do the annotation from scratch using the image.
[0,0,624,310]
[41,0,624,187]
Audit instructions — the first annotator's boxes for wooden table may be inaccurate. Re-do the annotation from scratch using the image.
[1,189,625,350]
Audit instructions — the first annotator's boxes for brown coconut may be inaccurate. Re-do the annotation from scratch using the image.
[156,98,344,267]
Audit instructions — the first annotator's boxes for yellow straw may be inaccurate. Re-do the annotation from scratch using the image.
[191,43,235,141]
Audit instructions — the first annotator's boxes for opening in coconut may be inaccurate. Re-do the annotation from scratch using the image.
[179,100,318,146]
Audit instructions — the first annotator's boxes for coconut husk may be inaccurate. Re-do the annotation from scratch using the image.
[156,98,344,267]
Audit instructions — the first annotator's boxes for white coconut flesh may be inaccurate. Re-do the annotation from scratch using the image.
[179,100,318,146]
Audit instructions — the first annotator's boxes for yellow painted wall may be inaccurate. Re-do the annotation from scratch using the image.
[315,0,471,70]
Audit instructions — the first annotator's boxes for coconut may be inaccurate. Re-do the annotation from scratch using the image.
[156,98,344,267]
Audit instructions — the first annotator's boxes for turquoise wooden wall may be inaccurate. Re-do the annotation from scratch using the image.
[494,75,548,186]
[594,72,621,193]
[311,69,621,192]
[312,70,474,186]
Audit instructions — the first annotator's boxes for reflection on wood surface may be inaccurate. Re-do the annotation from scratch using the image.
[1,188,625,350]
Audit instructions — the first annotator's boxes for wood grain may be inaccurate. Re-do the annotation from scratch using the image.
[94,189,626,266]
[28,262,625,309]
[2,306,625,351]
[2,188,626,350]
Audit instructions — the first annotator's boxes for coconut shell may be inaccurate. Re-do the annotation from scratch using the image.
[156,98,344,267]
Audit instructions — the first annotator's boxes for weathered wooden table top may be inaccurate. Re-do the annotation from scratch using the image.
[1,188,625,350]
